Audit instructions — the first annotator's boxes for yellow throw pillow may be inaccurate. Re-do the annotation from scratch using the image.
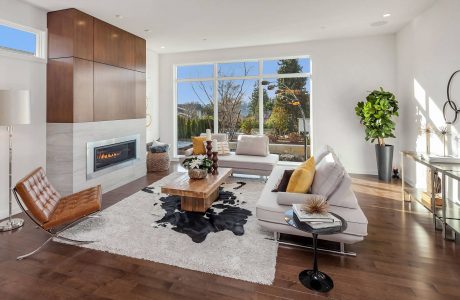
[192,136,207,155]
[286,157,316,193]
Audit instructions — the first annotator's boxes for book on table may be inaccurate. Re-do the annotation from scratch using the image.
[292,204,342,229]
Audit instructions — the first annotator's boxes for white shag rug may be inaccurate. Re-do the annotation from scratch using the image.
[59,173,278,284]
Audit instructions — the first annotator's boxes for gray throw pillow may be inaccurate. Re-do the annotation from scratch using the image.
[150,140,170,153]
[311,153,345,198]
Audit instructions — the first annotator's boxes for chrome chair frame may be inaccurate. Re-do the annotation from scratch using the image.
[13,188,100,260]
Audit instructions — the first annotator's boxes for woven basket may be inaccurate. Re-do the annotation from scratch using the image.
[147,151,170,172]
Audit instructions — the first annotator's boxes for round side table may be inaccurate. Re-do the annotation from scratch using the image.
[284,209,347,293]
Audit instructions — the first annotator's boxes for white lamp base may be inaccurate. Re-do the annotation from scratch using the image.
[0,218,24,231]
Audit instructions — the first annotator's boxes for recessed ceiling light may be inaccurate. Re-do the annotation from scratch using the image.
[144,29,150,32]
[115,14,123,19]
[383,13,391,18]
[160,46,165,49]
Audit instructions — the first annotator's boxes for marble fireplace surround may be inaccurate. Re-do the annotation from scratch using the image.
[47,119,146,196]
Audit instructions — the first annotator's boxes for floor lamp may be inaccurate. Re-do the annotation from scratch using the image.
[0,90,31,232]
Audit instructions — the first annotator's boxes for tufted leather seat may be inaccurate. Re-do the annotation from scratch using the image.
[15,167,101,230]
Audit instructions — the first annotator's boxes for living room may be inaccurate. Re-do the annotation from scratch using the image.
[0,0,459,299]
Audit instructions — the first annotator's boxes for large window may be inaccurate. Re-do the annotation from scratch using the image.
[175,57,311,161]
[0,20,46,59]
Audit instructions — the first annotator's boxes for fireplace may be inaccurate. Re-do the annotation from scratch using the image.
[87,134,141,179]
[94,140,136,172]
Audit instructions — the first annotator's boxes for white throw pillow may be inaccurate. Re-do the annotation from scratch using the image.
[235,135,269,156]
[314,144,343,166]
[311,153,345,198]
[203,141,231,155]
[314,145,334,165]
[200,133,228,142]
[327,173,359,209]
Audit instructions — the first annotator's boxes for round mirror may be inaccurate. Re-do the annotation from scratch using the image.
[444,70,460,124]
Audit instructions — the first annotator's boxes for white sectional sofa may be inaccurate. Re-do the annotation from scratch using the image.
[256,147,368,252]
[215,152,279,176]
[180,134,279,176]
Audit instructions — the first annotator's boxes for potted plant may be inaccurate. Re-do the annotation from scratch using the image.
[182,156,213,179]
[355,88,399,181]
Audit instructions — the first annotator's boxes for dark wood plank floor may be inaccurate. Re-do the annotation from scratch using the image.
[1,165,459,300]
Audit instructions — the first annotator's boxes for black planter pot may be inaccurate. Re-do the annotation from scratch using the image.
[375,144,394,182]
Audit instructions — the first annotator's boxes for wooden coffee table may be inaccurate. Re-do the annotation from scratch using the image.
[161,168,232,212]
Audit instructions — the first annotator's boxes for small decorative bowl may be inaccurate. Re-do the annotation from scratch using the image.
[188,168,208,179]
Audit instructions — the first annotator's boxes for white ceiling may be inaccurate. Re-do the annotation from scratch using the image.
[23,0,437,53]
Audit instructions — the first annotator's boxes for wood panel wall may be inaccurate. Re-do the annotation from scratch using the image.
[47,8,146,123]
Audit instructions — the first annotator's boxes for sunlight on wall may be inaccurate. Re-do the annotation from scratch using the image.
[414,79,426,111]
[412,79,460,202]
[414,79,427,188]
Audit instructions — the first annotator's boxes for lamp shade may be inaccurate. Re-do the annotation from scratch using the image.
[0,90,31,125]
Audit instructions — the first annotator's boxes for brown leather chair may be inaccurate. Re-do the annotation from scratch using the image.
[13,167,102,260]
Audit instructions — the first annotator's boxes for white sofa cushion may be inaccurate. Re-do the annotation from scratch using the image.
[236,135,269,156]
[311,153,345,198]
[218,152,278,171]
[277,192,324,206]
[328,173,359,209]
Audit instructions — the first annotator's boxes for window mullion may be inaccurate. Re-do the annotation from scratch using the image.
[213,63,218,133]
[258,60,264,135]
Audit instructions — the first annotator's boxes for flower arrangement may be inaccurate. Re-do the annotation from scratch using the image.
[182,156,213,179]
[182,155,213,170]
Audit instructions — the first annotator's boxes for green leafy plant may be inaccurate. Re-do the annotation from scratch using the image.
[240,116,258,135]
[355,88,399,146]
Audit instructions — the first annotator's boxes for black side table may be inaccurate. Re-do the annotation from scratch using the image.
[284,209,347,292]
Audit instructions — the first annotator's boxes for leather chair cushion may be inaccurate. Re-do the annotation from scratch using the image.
[15,167,61,224]
[43,185,102,230]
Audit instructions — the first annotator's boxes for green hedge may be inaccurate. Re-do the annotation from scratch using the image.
[178,116,214,139]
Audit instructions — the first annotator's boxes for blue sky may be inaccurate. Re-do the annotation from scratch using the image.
[0,24,36,54]
[177,58,311,106]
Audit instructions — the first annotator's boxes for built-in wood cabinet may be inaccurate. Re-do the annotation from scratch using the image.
[135,72,147,118]
[94,19,141,71]
[48,9,94,60]
[47,58,94,123]
[47,9,146,123]
[94,63,136,121]
[135,38,146,73]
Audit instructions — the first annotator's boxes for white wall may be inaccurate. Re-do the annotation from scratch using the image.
[146,49,160,142]
[158,35,397,174]
[0,0,47,219]
[397,0,460,195]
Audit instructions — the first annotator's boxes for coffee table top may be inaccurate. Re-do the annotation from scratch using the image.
[161,168,232,199]
[284,209,347,235]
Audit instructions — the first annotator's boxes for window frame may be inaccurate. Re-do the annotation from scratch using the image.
[0,18,47,62]
[173,56,312,157]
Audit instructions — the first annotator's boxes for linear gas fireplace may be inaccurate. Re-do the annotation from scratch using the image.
[87,134,141,179]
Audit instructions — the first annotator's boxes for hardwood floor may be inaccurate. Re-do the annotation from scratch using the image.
[1,166,459,299]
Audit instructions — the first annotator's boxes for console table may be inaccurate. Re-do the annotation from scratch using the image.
[401,151,460,240]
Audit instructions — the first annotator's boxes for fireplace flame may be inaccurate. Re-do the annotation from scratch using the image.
[97,151,122,160]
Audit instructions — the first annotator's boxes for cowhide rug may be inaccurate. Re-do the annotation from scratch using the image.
[59,172,278,284]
